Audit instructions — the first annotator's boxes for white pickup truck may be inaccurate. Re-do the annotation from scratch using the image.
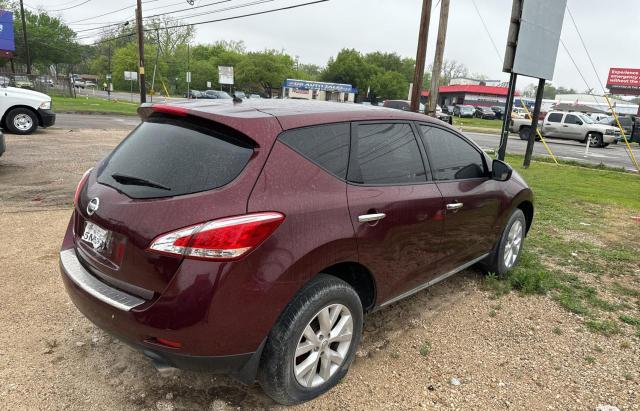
[0,85,56,135]
[510,111,619,148]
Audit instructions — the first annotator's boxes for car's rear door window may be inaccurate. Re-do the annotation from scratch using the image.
[349,123,427,185]
[97,117,254,199]
[278,123,350,179]
[419,125,487,181]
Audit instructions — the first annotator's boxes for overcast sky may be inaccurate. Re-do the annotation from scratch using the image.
[31,0,640,92]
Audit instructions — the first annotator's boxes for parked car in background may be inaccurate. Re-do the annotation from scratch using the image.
[454,105,475,118]
[234,91,247,99]
[0,83,56,134]
[203,90,232,99]
[60,100,533,405]
[474,106,496,120]
[511,107,530,119]
[84,81,97,88]
[185,90,203,99]
[598,115,633,141]
[510,111,618,147]
[491,106,505,120]
[0,76,9,87]
[12,75,34,89]
[383,100,452,124]
[73,80,85,89]
[249,94,262,99]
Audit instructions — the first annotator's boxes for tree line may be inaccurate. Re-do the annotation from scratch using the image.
[1,4,474,100]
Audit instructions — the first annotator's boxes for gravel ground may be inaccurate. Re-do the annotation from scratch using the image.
[1,129,638,410]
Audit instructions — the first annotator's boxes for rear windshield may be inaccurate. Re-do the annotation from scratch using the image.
[97,117,254,199]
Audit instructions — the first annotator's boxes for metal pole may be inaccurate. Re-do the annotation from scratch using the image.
[428,0,449,115]
[410,0,433,112]
[135,0,146,103]
[523,78,545,168]
[107,43,112,101]
[498,72,518,160]
[19,0,31,75]
[151,29,160,103]
[186,43,190,99]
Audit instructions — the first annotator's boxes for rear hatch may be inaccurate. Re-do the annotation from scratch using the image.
[74,112,272,297]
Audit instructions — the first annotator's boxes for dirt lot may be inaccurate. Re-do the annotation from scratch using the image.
[1,128,638,410]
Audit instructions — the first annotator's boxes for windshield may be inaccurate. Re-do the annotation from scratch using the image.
[578,114,594,124]
[597,117,613,124]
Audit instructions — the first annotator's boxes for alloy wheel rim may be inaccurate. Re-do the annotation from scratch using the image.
[293,303,353,388]
[589,134,599,146]
[503,220,523,268]
[14,113,33,131]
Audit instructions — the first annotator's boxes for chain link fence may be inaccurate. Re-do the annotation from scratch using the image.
[0,72,77,97]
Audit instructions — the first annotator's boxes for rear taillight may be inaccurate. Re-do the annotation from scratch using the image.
[148,212,285,261]
[74,168,93,207]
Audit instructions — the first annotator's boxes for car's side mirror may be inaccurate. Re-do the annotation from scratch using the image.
[492,159,512,181]
[577,121,583,125]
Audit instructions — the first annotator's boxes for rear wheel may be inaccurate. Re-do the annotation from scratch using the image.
[258,275,363,405]
[6,108,38,135]
[479,209,526,277]
[519,126,531,140]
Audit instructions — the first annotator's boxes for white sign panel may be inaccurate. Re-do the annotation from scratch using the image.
[218,66,234,85]
[124,71,137,81]
[206,81,211,88]
[186,71,191,83]
[511,0,567,80]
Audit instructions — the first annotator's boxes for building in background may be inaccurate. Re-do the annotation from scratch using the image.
[449,77,502,86]
[422,84,517,108]
[282,79,357,102]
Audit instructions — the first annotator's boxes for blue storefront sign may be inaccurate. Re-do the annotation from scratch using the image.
[0,11,15,52]
[284,79,357,94]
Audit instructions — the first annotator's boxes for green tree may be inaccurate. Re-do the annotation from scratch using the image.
[236,50,295,94]
[364,52,415,83]
[321,49,377,99]
[369,71,409,100]
[12,8,81,71]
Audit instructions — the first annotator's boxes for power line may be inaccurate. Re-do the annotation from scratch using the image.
[48,0,92,12]
[566,6,606,94]
[84,0,328,45]
[470,0,502,64]
[73,0,236,34]
[66,0,164,24]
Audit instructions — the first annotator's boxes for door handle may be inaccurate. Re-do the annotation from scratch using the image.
[563,125,569,127]
[446,202,464,211]
[358,213,386,223]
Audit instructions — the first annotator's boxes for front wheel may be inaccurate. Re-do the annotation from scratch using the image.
[258,275,363,405]
[587,132,603,147]
[479,209,526,277]
[6,107,38,135]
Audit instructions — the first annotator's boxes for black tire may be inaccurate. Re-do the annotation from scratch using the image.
[479,209,526,277]
[518,126,531,140]
[258,275,363,405]
[586,132,603,147]
[5,107,38,135]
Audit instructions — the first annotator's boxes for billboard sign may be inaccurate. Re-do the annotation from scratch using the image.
[0,10,15,52]
[606,68,640,95]
[283,79,356,93]
[504,0,566,80]
[124,71,138,81]
[218,66,234,85]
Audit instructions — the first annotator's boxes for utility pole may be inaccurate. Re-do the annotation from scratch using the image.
[427,0,450,115]
[135,0,146,103]
[410,0,433,113]
[151,29,160,103]
[107,43,112,101]
[19,0,31,75]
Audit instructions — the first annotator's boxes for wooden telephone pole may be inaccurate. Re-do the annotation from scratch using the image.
[136,0,146,103]
[410,0,433,113]
[427,0,450,115]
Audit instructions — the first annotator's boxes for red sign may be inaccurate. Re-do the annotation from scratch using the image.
[606,68,640,95]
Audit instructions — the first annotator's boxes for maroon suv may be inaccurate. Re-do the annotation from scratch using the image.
[60,100,533,404]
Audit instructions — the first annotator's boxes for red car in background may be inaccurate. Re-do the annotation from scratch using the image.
[60,99,533,404]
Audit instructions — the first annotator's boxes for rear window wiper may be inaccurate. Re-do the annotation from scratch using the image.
[111,173,171,191]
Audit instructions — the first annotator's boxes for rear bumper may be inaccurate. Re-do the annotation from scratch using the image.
[59,246,263,382]
[38,108,56,127]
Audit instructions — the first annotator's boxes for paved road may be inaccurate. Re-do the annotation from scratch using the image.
[466,132,639,172]
[52,114,639,172]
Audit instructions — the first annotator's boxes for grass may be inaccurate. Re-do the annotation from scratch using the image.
[452,116,502,132]
[52,96,139,116]
[419,341,431,357]
[483,155,640,336]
